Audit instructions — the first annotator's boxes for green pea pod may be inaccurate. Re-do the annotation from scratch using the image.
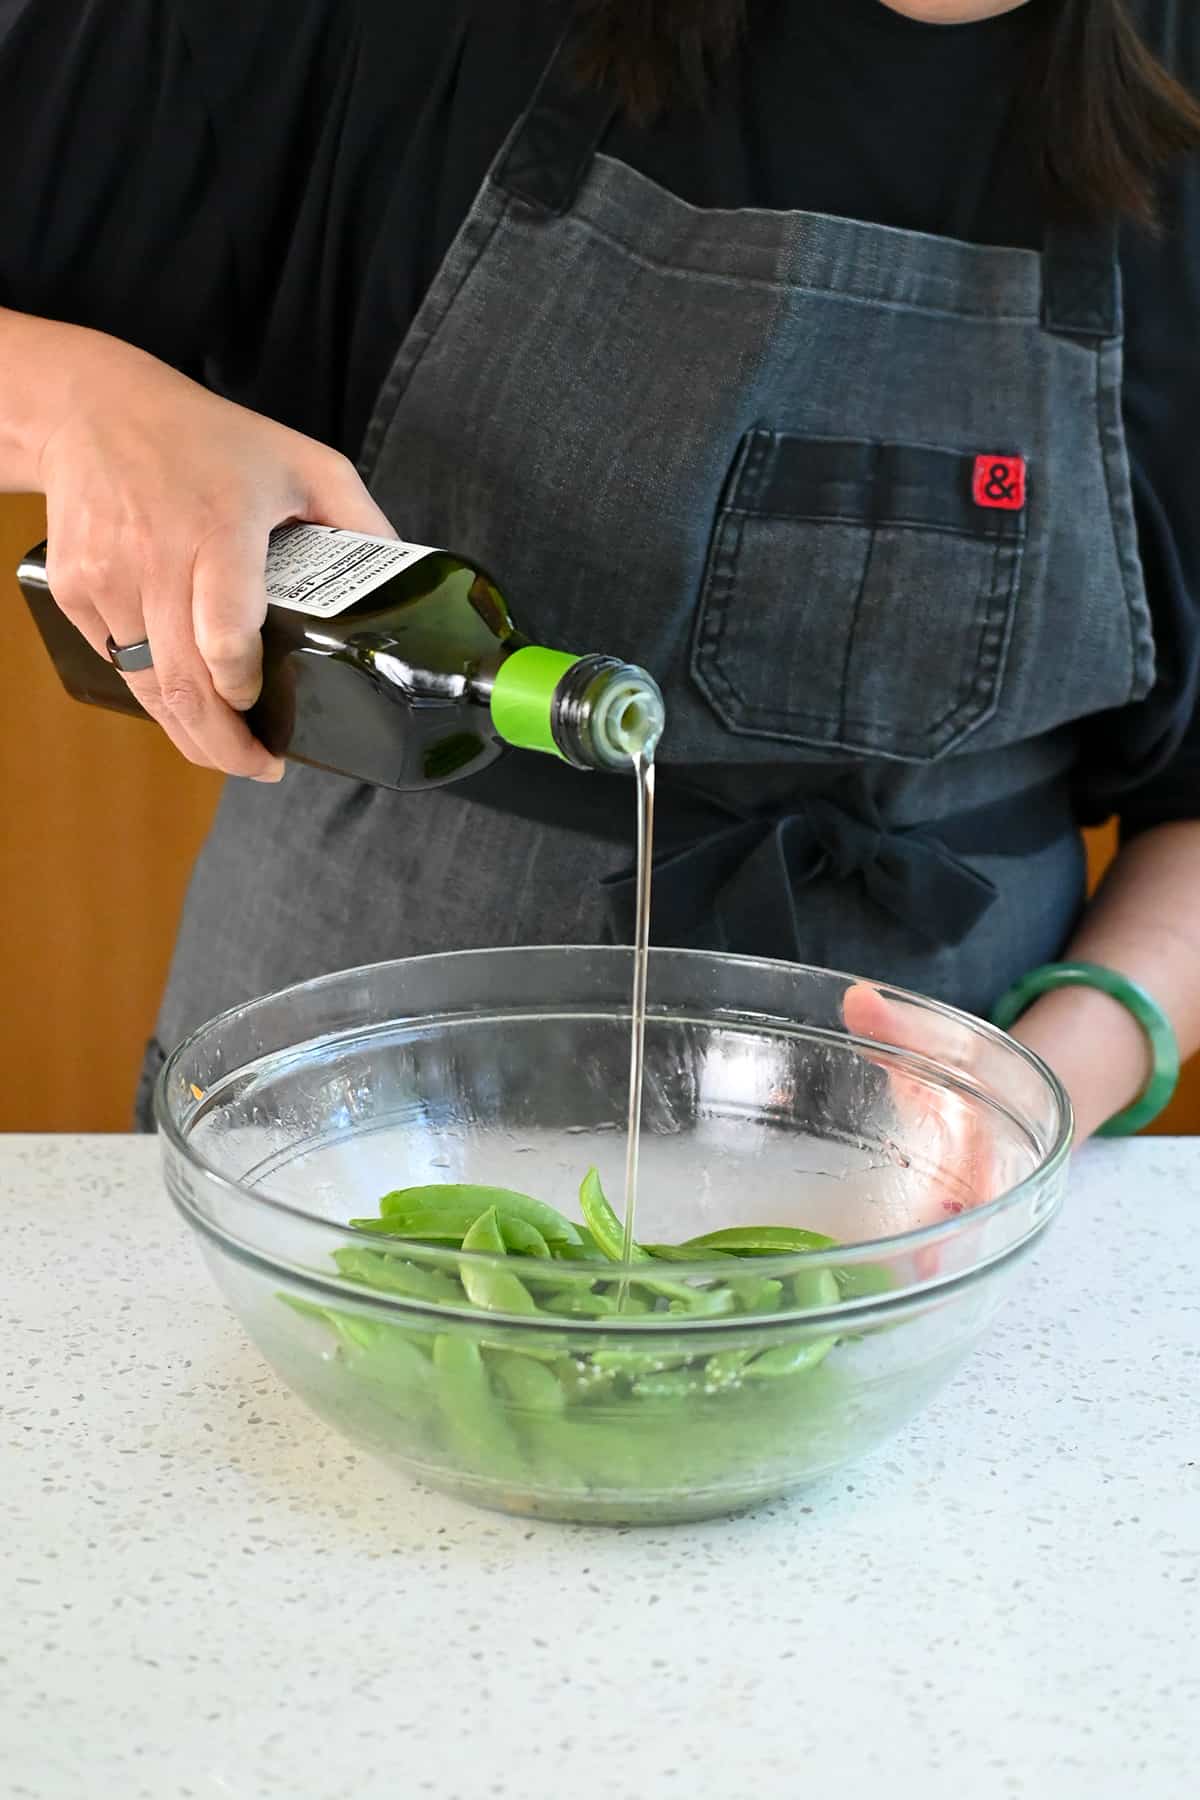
[590,1347,694,1379]
[702,1347,757,1386]
[834,1263,895,1301]
[542,1286,652,1318]
[547,1227,607,1263]
[728,1276,785,1314]
[579,1171,734,1316]
[678,1226,838,1256]
[332,1247,463,1305]
[665,1287,737,1318]
[543,1288,621,1319]
[743,1337,837,1379]
[350,1325,436,1391]
[378,1184,583,1246]
[282,1293,437,1413]
[432,1333,525,1480]
[521,1413,648,1492]
[496,1217,552,1259]
[281,1292,383,1351]
[492,1217,551,1259]
[553,1355,621,1405]
[579,1168,649,1262]
[280,1292,341,1327]
[459,1209,541,1316]
[789,1266,841,1310]
[351,1207,553,1259]
[643,1244,736,1263]
[488,1351,567,1414]
[632,1367,712,1402]
[348,1213,461,1238]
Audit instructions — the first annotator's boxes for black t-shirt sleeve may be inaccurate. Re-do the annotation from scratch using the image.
[0,0,480,445]
[0,0,239,375]
[1095,2,1200,832]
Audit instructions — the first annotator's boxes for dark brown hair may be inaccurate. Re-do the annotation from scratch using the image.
[574,0,1200,225]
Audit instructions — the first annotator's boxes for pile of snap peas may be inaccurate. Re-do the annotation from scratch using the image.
[278,1169,892,1505]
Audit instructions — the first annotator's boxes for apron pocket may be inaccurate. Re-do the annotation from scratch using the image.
[692,433,1026,762]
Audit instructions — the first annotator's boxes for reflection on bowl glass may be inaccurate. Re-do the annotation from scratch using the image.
[158,948,1071,1525]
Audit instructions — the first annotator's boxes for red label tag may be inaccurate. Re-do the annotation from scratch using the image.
[973,455,1026,512]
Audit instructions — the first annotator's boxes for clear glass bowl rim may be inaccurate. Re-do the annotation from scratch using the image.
[156,944,1074,1325]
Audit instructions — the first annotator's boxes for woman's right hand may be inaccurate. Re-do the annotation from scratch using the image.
[33,325,397,778]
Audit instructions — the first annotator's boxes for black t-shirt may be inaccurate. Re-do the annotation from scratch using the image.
[2,0,1197,829]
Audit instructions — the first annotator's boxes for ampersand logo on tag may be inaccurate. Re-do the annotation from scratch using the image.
[973,455,1026,512]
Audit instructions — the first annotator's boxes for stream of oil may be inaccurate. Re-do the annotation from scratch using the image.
[619,746,656,1268]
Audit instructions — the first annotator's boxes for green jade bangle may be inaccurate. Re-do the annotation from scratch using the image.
[991,961,1180,1137]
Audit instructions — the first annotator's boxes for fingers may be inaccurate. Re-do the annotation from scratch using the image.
[843,981,997,1226]
[47,529,281,778]
[844,981,973,1070]
[843,982,907,1047]
[45,533,218,769]
[140,554,282,780]
[301,450,398,539]
[191,526,269,711]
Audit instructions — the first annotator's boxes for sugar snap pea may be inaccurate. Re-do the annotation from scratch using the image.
[646,1246,786,1315]
[274,1168,881,1511]
[632,1367,713,1402]
[833,1262,895,1301]
[432,1333,524,1478]
[591,1347,693,1378]
[459,1208,541,1316]
[543,1288,621,1319]
[379,1184,582,1246]
[703,1347,757,1386]
[679,1226,838,1256]
[666,1287,736,1318]
[579,1170,733,1315]
[546,1227,607,1263]
[743,1337,837,1378]
[332,1247,462,1305]
[789,1265,841,1310]
[281,1292,381,1351]
[643,1243,736,1263]
[727,1275,785,1313]
[488,1351,566,1415]
[578,1167,650,1262]
[352,1206,553,1259]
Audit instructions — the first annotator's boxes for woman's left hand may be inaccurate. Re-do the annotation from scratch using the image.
[842,982,1000,1224]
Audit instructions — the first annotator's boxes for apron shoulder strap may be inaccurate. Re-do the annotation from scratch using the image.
[494,24,620,217]
[1041,218,1122,341]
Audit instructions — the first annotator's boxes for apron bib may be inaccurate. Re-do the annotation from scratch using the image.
[144,29,1154,1116]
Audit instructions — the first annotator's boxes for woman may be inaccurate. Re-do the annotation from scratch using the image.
[1,0,1197,1140]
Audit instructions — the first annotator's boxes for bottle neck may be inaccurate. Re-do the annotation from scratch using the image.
[488,647,664,772]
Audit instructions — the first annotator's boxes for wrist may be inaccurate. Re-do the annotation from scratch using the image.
[1008,984,1150,1143]
[0,310,141,491]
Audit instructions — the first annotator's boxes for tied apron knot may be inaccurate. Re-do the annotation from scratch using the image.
[601,787,998,960]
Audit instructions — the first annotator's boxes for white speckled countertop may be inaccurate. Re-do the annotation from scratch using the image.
[1,1135,1197,1800]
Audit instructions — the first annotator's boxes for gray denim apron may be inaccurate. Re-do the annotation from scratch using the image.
[138,31,1154,1125]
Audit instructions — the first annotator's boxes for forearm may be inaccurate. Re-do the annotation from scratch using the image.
[0,306,128,493]
[1010,821,1200,1140]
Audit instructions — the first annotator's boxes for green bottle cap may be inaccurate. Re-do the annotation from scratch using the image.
[490,646,580,759]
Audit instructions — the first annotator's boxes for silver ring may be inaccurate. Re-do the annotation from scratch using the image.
[106,635,154,674]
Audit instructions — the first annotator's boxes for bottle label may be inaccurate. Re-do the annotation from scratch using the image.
[265,523,438,618]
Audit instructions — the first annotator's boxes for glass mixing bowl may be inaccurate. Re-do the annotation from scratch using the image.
[158,948,1071,1525]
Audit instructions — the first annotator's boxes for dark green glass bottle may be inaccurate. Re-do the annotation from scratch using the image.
[17,525,664,787]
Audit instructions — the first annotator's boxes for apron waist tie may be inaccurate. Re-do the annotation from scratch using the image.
[462,759,1074,959]
[601,791,1003,957]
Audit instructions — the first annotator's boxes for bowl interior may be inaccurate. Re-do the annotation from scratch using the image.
[164,948,1068,1270]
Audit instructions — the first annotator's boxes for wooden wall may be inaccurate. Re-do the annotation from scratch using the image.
[1,494,220,1130]
[1,492,1196,1132]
